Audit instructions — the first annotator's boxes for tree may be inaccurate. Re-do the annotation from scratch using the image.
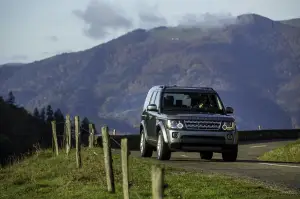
[6,91,15,105]
[0,93,52,166]
[0,96,4,104]
[46,105,54,123]
[39,107,46,121]
[54,108,65,134]
[81,117,90,135]
[54,108,65,146]
[54,108,64,122]
[33,108,39,118]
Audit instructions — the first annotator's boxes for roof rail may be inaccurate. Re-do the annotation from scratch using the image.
[200,87,214,90]
[160,84,177,88]
[163,85,215,90]
[157,85,214,91]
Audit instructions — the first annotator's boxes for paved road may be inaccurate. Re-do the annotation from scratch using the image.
[128,139,300,192]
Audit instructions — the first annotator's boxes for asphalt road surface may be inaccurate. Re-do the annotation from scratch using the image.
[128,139,300,192]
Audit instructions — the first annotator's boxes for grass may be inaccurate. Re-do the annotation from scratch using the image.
[258,139,300,163]
[0,147,299,199]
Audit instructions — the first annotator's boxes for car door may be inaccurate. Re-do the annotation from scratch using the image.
[145,91,158,141]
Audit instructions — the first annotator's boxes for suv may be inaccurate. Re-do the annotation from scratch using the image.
[139,85,238,162]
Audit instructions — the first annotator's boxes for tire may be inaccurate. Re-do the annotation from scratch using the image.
[222,146,238,162]
[157,131,171,160]
[200,151,213,160]
[140,129,153,158]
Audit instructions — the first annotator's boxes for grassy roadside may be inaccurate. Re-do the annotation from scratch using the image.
[0,148,299,199]
[258,139,300,163]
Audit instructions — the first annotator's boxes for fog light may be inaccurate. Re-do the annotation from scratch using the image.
[227,133,233,140]
[172,132,179,138]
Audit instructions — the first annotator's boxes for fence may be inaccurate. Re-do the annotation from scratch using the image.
[50,114,300,198]
[51,115,166,199]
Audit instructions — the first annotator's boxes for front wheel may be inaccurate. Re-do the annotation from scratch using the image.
[157,131,171,160]
[222,146,238,162]
[200,151,213,160]
[140,129,153,158]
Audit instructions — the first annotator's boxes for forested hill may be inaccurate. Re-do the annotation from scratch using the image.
[1,13,300,131]
[0,92,94,166]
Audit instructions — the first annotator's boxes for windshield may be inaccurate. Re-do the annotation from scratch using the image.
[161,91,225,114]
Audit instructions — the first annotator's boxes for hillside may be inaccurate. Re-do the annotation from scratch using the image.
[0,148,298,199]
[0,93,51,165]
[0,91,99,165]
[0,13,300,132]
[280,18,300,28]
[0,65,23,86]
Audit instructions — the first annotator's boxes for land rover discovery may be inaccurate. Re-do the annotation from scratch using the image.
[139,85,238,162]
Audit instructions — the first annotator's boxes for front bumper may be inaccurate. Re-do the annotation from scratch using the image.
[167,129,238,152]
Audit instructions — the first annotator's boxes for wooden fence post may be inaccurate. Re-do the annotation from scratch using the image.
[121,138,129,199]
[51,121,59,156]
[89,123,95,148]
[65,114,71,155]
[62,123,66,149]
[75,116,82,168]
[102,125,115,193]
[152,165,164,199]
[52,136,55,153]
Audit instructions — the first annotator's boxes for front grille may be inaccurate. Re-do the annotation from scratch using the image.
[183,120,221,130]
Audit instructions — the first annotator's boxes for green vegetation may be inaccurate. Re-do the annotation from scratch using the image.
[258,139,300,163]
[0,92,52,166]
[0,91,93,166]
[0,147,298,199]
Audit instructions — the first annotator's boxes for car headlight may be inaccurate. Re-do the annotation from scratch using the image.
[167,120,184,129]
[222,121,236,131]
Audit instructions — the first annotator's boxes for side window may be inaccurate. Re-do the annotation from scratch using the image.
[149,91,157,105]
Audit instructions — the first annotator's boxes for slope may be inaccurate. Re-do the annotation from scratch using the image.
[0,14,300,132]
[0,147,298,198]
[280,18,300,28]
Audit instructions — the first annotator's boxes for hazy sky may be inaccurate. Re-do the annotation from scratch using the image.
[0,0,299,64]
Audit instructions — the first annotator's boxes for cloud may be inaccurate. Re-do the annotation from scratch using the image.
[136,2,167,29]
[178,13,237,28]
[48,36,59,42]
[139,13,167,27]
[73,0,133,40]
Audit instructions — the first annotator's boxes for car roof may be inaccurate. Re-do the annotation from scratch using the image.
[150,85,217,94]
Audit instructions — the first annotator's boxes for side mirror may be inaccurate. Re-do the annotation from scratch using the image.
[147,104,158,111]
[225,106,234,114]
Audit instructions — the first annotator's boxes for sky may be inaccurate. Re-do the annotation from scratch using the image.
[0,0,299,64]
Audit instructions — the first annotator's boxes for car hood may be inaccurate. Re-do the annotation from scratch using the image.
[164,112,235,122]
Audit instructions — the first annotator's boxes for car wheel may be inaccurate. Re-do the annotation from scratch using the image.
[222,146,238,162]
[157,131,171,160]
[140,129,153,158]
[200,151,213,160]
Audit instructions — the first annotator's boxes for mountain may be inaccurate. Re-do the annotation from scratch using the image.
[0,64,23,86]
[280,18,300,28]
[0,63,26,67]
[1,14,300,132]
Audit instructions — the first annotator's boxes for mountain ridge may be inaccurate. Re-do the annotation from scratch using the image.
[1,13,300,132]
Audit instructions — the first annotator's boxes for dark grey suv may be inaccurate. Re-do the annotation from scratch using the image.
[139,85,238,161]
